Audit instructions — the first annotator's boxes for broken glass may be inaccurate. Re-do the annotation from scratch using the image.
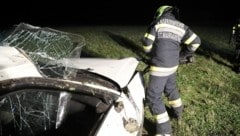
[0,23,103,136]
[0,23,85,78]
[0,88,105,136]
[0,90,64,136]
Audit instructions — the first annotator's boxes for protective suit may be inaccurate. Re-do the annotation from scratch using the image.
[230,18,240,73]
[142,5,201,135]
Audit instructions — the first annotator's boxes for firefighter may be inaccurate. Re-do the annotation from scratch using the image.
[230,18,240,73]
[142,5,201,135]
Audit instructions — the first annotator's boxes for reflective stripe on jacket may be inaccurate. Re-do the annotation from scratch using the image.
[142,13,201,73]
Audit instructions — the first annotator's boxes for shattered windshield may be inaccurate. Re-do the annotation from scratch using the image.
[0,23,85,78]
[0,23,107,136]
[0,90,70,136]
[0,88,103,136]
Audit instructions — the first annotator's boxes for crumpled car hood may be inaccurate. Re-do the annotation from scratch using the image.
[59,57,139,88]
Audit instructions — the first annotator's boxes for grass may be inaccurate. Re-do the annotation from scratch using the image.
[56,24,240,136]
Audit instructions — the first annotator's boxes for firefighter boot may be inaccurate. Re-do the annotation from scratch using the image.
[156,121,172,136]
[172,105,184,120]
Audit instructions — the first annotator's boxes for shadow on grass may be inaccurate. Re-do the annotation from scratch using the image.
[104,31,148,60]
[81,48,105,58]
[196,39,234,69]
[142,117,155,136]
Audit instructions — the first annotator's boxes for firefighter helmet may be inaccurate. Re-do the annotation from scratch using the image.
[154,5,179,20]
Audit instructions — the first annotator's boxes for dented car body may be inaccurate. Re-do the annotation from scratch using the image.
[0,23,145,136]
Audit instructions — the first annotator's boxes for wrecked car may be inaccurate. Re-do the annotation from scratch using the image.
[0,23,145,136]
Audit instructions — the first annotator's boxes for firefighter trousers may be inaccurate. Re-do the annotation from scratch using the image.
[146,72,183,134]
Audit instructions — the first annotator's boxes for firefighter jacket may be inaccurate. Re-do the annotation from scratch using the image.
[142,13,201,76]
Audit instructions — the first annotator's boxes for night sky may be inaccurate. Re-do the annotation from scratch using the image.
[0,0,239,27]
